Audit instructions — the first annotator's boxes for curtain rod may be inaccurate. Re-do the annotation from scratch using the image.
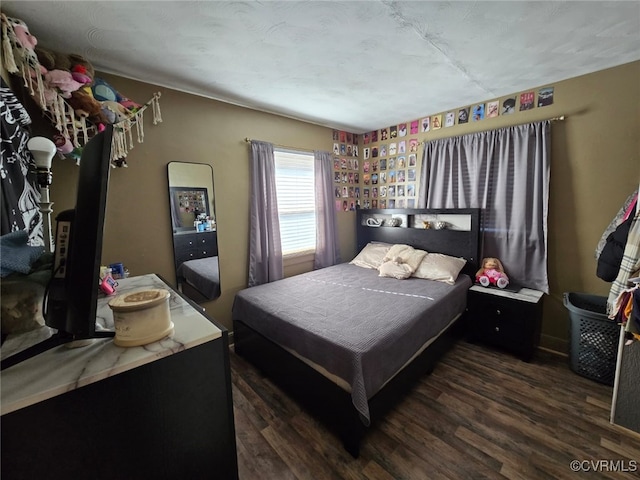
[244,137,315,153]
[418,115,566,145]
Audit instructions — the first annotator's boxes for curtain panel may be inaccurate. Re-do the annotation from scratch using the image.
[418,121,551,292]
[248,140,283,287]
[314,150,341,269]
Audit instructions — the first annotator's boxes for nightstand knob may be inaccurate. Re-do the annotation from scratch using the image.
[495,326,500,332]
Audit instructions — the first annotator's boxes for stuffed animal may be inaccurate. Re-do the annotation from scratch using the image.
[66,89,109,126]
[100,100,131,124]
[92,77,142,111]
[476,257,509,288]
[2,15,46,76]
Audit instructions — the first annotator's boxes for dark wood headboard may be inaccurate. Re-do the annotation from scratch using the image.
[356,208,482,273]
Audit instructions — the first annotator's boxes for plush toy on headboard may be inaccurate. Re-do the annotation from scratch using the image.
[475,257,509,289]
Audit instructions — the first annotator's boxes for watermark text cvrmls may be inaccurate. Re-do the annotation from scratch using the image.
[570,459,637,473]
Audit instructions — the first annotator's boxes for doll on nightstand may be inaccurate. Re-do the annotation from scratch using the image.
[476,257,509,289]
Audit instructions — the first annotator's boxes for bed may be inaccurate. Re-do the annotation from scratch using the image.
[232,208,481,456]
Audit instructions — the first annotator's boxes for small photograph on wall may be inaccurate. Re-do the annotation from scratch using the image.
[342,187,348,198]
[372,160,379,171]
[432,114,442,130]
[388,171,396,183]
[340,144,346,154]
[472,104,485,121]
[380,200,387,209]
[346,132,353,143]
[519,91,535,110]
[410,120,419,134]
[348,172,354,184]
[397,156,406,168]
[364,132,371,144]
[363,188,370,198]
[340,158,347,169]
[398,123,407,137]
[363,174,370,185]
[333,158,340,169]
[399,141,406,154]
[407,184,415,196]
[389,143,397,155]
[335,200,342,212]
[372,173,378,185]
[388,157,396,169]
[390,125,398,138]
[334,187,341,198]
[409,139,418,153]
[487,101,499,118]
[333,143,339,155]
[379,144,387,157]
[408,154,417,167]
[363,148,370,160]
[421,117,430,132]
[398,170,406,182]
[397,199,405,208]
[538,87,554,107]
[372,130,379,142]
[408,168,416,181]
[354,172,359,183]
[380,186,387,197]
[372,147,378,158]
[388,186,396,197]
[363,161,370,172]
[388,199,396,208]
[333,130,339,141]
[355,187,360,198]
[334,171,340,183]
[380,128,388,140]
[380,159,387,170]
[341,172,348,183]
[397,185,405,197]
[501,97,516,115]
[380,172,387,183]
[445,112,455,127]
[346,145,352,156]
[458,107,469,124]
[339,131,346,143]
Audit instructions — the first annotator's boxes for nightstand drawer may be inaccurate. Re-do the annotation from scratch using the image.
[467,286,544,361]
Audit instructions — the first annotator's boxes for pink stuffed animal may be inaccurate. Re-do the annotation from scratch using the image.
[476,257,509,289]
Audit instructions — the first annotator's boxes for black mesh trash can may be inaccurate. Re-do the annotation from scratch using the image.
[564,292,620,386]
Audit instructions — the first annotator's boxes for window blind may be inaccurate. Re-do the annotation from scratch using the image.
[274,149,316,255]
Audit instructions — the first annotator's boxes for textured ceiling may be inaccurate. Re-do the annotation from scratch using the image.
[2,1,639,133]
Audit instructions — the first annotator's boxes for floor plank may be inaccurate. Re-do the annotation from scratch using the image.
[230,340,640,479]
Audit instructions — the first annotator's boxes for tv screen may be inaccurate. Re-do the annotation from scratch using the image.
[47,125,114,338]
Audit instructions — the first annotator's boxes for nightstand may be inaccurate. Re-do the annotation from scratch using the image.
[466,285,544,361]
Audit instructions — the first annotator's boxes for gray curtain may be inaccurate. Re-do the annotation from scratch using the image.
[248,140,283,286]
[314,150,341,269]
[418,121,551,292]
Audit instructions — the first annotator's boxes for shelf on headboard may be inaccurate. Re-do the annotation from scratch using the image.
[355,208,482,269]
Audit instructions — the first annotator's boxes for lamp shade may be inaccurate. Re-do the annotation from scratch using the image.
[27,137,57,169]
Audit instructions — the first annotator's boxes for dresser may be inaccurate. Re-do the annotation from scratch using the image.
[1,274,238,480]
[172,230,218,270]
[467,285,544,361]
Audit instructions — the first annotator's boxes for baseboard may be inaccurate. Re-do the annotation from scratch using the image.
[539,333,569,355]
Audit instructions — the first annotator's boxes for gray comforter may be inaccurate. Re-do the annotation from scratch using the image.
[232,263,471,424]
[177,256,220,299]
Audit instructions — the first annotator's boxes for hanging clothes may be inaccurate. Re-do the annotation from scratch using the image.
[0,77,42,246]
[608,210,640,315]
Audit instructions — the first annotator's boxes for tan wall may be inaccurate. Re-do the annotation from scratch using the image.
[44,61,639,350]
[46,76,356,332]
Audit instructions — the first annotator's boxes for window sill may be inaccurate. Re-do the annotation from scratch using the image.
[283,250,315,267]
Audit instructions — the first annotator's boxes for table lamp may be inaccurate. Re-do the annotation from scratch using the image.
[28,136,57,253]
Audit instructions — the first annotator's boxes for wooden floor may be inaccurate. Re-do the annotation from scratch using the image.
[230,340,640,480]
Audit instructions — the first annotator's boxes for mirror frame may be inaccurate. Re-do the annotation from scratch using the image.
[167,162,220,301]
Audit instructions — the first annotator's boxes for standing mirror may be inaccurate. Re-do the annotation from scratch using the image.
[168,162,220,302]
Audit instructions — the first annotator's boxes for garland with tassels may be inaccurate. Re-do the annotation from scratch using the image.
[1,12,162,167]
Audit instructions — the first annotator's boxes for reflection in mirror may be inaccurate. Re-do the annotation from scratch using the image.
[168,162,220,302]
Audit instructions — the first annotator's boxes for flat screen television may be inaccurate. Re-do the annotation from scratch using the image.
[1,125,115,370]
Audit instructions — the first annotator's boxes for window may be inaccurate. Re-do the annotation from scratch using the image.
[274,149,316,256]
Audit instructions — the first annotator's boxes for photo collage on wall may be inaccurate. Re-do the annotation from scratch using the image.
[333,130,360,212]
[333,85,555,211]
[361,127,419,210]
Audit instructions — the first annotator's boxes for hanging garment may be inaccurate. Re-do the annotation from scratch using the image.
[608,211,640,314]
[598,214,634,282]
[0,78,42,246]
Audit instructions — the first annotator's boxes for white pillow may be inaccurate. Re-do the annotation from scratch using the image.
[378,259,413,279]
[382,244,427,273]
[412,253,467,284]
[349,242,392,269]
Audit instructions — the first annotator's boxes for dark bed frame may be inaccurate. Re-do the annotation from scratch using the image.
[233,208,481,457]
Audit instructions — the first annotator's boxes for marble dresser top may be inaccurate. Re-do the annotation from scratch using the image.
[1,274,222,415]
